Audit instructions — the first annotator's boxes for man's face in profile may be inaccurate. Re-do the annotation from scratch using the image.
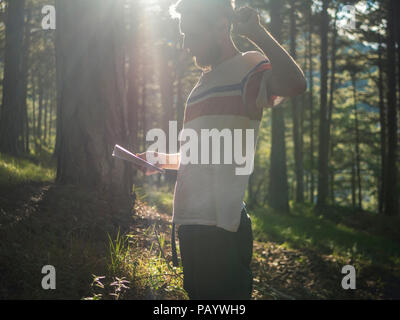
[180,13,223,70]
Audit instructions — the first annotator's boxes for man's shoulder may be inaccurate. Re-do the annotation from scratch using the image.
[240,50,269,66]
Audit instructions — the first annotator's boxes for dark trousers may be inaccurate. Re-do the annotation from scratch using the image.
[177,208,253,300]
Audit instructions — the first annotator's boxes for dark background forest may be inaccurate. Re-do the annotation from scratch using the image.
[0,0,399,300]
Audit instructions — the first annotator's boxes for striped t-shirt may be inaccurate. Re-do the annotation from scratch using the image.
[172,51,284,232]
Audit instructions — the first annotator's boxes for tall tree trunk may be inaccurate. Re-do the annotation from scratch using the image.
[317,0,330,208]
[126,0,140,153]
[328,9,338,206]
[44,91,49,145]
[308,3,315,204]
[176,57,185,134]
[0,0,26,155]
[290,0,304,203]
[55,0,130,206]
[377,39,387,215]
[384,0,398,216]
[141,67,147,150]
[352,75,362,210]
[48,101,53,147]
[329,150,335,204]
[37,73,43,154]
[31,73,36,146]
[351,153,356,209]
[20,7,31,154]
[159,45,176,186]
[396,0,400,111]
[266,0,289,213]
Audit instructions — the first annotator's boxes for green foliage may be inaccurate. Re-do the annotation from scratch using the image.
[251,203,400,266]
[84,224,187,300]
[107,229,130,275]
[0,152,55,185]
[135,186,174,214]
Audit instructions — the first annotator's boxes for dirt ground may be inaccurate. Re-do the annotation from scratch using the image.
[1,182,399,299]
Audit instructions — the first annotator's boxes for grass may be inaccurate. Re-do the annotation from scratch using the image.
[251,203,400,267]
[141,187,400,267]
[1,153,399,299]
[135,185,174,214]
[0,152,187,300]
[0,152,55,185]
[84,223,187,300]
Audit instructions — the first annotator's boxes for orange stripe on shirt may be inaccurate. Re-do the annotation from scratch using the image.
[184,95,251,123]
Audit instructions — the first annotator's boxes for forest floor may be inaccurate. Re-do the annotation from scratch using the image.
[1,154,400,299]
[1,178,400,300]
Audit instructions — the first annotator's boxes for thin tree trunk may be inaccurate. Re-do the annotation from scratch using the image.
[290,0,304,203]
[141,65,147,150]
[308,3,315,204]
[317,0,330,208]
[44,91,49,145]
[20,8,32,154]
[351,153,356,209]
[48,101,53,147]
[126,0,140,153]
[0,0,26,155]
[396,0,400,111]
[37,73,43,154]
[327,9,338,206]
[377,39,386,215]
[266,0,289,213]
[384,0,398,216]
[32,73,36,146]
[352,75,362,210]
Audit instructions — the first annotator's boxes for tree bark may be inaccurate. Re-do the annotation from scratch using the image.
[290,0,304,203]
[377,39,387,215]
[352,75,362,210]
[44,91,49,145]
[308,2,315,204]
[31,73,36,146]
[0,0,26,155]
[20,7,32,154]
[48,100,53,147]
[266,0,289,213]
[327,9,338,206]
[126,0,140,153]
[37,72,43,154]
[317,0,330,208]
[384,0,398,216]
[55,0,130,206]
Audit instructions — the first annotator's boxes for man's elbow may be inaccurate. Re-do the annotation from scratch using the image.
[269,73,307,98]
[289,76,307,97]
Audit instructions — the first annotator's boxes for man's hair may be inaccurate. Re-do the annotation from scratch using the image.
[169,0,236,26]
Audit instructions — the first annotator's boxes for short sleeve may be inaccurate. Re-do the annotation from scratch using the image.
[242,60,285,114]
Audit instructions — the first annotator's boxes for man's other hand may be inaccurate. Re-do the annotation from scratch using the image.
[135,152,161,176]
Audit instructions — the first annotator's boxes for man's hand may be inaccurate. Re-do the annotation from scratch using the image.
[135,152,161,176]
[233,6,262,40]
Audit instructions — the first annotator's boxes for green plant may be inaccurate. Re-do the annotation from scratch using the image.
[107,229,130,275]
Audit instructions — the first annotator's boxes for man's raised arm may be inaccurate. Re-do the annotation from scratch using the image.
[234,6,307,98]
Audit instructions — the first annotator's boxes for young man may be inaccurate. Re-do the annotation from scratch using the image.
[137,1,306,299]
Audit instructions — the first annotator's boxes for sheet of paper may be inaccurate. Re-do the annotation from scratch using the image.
[112,144,165,173]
